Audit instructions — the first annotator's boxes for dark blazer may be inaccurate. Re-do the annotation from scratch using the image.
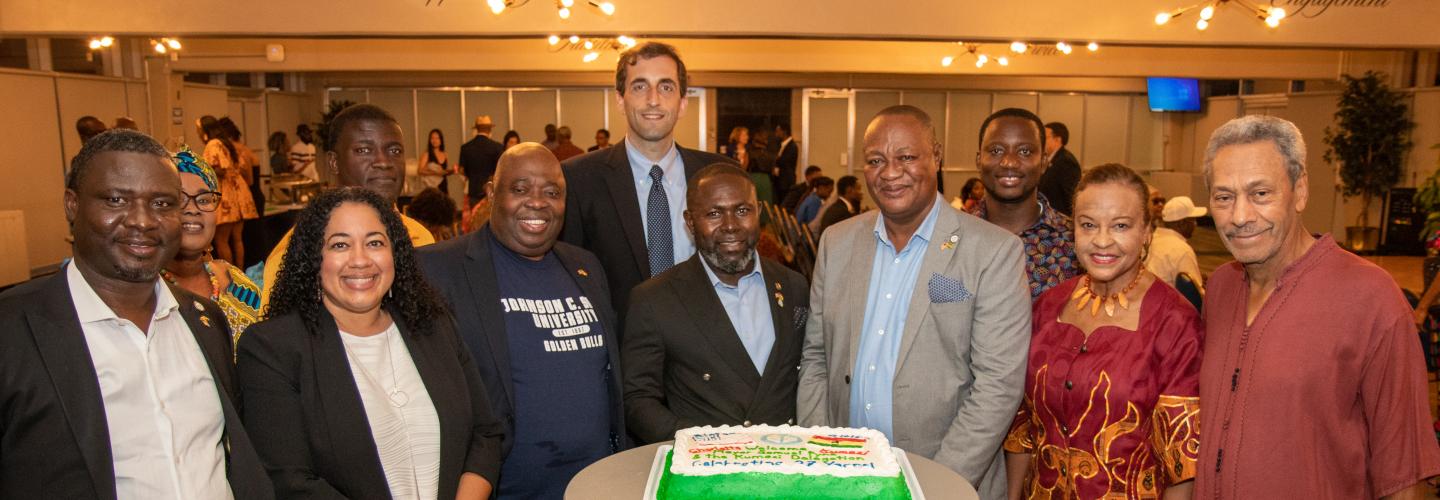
[1038,147,1081,216]
[459,134,504,199]
[621,255,810,444]
[559,142,735,321]
[817,198,858,238]
[236,306,504,499]
[417,226,630,455]
[774,139,799,202]
[0,269,273,500]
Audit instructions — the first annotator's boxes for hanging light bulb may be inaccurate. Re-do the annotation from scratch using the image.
[548,35,561,45]
[583,51,600,63]
[569,35,581,44]
[597,1,615,15]
[88,39,103,50]
[1056,42,1072,54]
[165,38,181,50]
[941,56,954,67]
[558,7,571,18]
[998,56,1009,66]
[1155,12,1172,25]
[583,40,594,50]
[560,0,574,7]
[1265,15,1281,27]
[1087,42,1099,51]
[1010,41,1027,53]
[487,0,506,14]
[975,59,986,68]
[101,36,114,47]
[1200,5,1215,20]
[1269,7,1286,20]
[153,41,167,54]
[617,35,636,47]
[977,54,989,64]
[1196,18,1209,30]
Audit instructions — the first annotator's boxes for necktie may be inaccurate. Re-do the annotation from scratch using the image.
[647,165,674,276]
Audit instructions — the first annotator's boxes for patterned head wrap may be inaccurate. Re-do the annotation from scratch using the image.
[173,145,219,191]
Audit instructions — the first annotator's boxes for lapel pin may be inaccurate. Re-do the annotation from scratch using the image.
[577,268,589,277]
[199,315,211,327]
[941,234,959,250]
[775,291,785,308]
[193,301,205,312]
[950,235,958,243]
[775,282,782,291]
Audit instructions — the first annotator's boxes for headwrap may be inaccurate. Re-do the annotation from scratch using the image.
[173,145,219,191]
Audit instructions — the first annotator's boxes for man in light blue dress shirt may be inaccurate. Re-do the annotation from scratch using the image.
[621,164,812,444]
[798,106,1031,500]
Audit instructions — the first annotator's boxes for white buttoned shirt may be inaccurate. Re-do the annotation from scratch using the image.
[67,264,233,500]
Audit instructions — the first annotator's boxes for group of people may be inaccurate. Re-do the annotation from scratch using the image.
[6,40,1439,500]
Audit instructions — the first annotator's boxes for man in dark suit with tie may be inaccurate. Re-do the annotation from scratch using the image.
[560,42,734,321]
[1037,121,1081,216]
[816,174,863,238]
[622,164,810,443]
[419,144,628,499]
[0,130,272,499]
[459,114,504,208]
[773,123,800,206]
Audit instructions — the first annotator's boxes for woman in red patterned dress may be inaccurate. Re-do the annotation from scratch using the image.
[1004,163,1202,499]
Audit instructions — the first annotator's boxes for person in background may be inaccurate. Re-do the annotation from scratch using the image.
[1148,186,1166,223]
[220,117,265,248]
[815,174,861,238]
[1005,163,1201,500]
[0,129,273,499]
[748,128,777,204]
[970,108,1078,298]
[419,128,454,194]
[200,115,258,268]
[623,164,810,443]
[460,116,504,209]
[420,144,628,499]
[552,125,585,162]
[782,165,823,213]
[589,128,611,152]
[1197,115,1440,498]
[795,175,834,226]
[407,187,459,242]
[1146,195,1206,292]
[239,187,503,500]
[268,131,290,174]
[774,123,800,207]
[290,124,319,182]
[951,177,984,212]
[502,130,522,150]
[541,123,559,151]
[260,104,436,307]
[113,116,138,130]
[799,105,1031,499]
[75,115,106,144]
[1036,122,1081,217]
[163,147,262,344]
[726,126,751,170]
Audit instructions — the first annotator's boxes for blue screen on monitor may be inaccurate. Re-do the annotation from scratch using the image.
[1147,77,1201,112]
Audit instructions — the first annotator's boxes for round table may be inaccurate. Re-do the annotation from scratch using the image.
[565,441,977,499]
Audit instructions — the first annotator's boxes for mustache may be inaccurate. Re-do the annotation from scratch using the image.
[1224,223,1270,239]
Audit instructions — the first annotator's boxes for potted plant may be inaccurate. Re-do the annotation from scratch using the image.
[1415,145,1440,288]
[316,99,357,154]
[1324,71,1414,253]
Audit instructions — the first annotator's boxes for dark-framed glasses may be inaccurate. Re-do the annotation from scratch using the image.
[180,190,222,212]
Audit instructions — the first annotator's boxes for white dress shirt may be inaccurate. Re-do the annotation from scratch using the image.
[67,264,233,500]
[1145,226,1205,293]
[341,323,441,500]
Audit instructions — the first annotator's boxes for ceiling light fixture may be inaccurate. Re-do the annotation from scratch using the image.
[1010,41,1027,53]
[479,0,615,18]
[1088,41,1100,51]
[1154,0,1287,30]
[87,36,114,50]
[548,35,637,62]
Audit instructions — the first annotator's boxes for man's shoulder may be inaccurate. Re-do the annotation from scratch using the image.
[761,256,808,288]
[0,273,59,314]
[679,147,734,167]
[552,240,604,268]
[561,146,615,173]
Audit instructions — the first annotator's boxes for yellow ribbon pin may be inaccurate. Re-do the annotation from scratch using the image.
[577,268,589,277]
[199,315,211,327]
[775,292,785,308]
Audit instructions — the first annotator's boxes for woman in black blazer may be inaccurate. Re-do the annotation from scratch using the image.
[238,187,503,499]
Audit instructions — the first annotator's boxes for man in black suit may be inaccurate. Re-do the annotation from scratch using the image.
[459,114,504,208]
[816,174,863,237]
[622,164,809,444]
[781,165,823,213]
[773,123,800,205]
[1037,121,1081,216]
[419,143,627,499]
[0,130,271,499]
[560,42,733,321]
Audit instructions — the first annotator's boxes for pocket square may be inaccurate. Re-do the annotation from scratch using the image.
[928,273,972,303]
[793,306,810,331]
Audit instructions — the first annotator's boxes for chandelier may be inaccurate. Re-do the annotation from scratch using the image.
[940,40,1098,69]
[1153,0,1287,30]
[548,34,637,62]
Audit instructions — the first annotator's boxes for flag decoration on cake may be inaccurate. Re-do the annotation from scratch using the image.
[808,434,867,449]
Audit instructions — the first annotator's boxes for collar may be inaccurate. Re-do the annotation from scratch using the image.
[971,192,1068,233]
[67,261,178,324]
[780,137,793,149]
[625,136,680,181]
[839,196,856,212]
[699,251,765,290]
[873,194,944,249]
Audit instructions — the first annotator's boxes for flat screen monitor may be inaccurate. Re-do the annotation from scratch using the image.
[1147,77,1201,112]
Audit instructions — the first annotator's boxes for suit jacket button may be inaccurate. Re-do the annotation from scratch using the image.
[703,373,711,381]
[787,418,795,425]
[743,420,752,426]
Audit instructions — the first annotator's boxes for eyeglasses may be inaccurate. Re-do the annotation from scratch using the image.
[180,191,222,212]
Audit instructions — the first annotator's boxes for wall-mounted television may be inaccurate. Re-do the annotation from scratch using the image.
[1147,77,1201,112]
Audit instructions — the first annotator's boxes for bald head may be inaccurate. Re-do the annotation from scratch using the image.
[488,142,566,259]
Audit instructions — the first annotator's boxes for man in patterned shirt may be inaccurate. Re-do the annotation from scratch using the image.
[967,108,1078,298]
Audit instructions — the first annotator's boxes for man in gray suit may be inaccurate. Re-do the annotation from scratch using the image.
[797,105,1030,500]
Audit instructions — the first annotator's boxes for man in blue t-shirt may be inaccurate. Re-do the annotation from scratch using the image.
[419,143,628,499]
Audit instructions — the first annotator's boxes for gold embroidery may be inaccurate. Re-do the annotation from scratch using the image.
[1150,395,1200,484]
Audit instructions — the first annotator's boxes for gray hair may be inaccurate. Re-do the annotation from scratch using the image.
[1203,115,1307,187]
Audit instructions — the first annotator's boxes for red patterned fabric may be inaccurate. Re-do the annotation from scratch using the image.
[1005,277,1202,499]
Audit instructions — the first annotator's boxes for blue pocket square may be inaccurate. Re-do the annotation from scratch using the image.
[928,273,972,303]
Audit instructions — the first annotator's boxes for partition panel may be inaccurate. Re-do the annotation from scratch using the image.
[806,95,850,178]
[56,77,129,162]
[367,90,418,159]
[417,90,464,200]
[463,90,511,139]
[1081,95,1131,167]
[993,93,1038,113]
[559,89,606,152]
[124,81,149,133]
[1038,94,1086,162]
[945,92,993,174]
[512,90,558,147]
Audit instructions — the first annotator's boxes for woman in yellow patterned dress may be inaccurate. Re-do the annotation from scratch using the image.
[198,116,259,267]
[1004,164,1201,499]
[163,147,261,346]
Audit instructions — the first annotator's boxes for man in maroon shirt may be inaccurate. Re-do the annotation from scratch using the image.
[1198,115,1440,499]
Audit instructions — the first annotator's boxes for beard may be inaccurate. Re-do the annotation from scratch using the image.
[699,244,757,275]
[112,262,162,282]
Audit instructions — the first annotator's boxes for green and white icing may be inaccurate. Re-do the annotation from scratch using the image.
[657,425,912,499]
